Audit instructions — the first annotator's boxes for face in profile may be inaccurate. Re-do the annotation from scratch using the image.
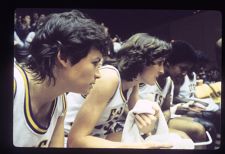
[60,48,103,94]
[140,57,165,85]
[168,62,193,84]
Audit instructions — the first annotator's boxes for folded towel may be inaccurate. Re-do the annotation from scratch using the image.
[121,99,194,149]
[145,133,194,149]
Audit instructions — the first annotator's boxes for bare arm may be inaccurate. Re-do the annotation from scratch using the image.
[67,68,120,148]
[127,85,160,135]
[67,69,172,148]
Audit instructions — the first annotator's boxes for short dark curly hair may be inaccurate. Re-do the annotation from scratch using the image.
[108,33,171,81]
[168,40,197,65]
[26,10,112,85]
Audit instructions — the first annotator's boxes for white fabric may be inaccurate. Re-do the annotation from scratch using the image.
[25,31,35,43]
[14,31,24,47]
[64,65,127,139]
[113,42,122,53]
[121,99,194,149]
[139,77,174,107]
[145,134,194,149]
[14,63,66,147]
[175,97,219,112]
[176,72,219,112]
[178,72,196,98]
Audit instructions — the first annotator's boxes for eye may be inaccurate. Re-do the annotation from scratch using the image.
[92,61,99,66]
[92,58,103,68]
[152,60,165,66]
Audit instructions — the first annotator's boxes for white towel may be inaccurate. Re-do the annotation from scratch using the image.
[121,99,194,149]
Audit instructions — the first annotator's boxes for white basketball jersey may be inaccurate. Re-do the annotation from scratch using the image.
[64,92,85,136]
[139,77,174,107]
[13,63,67,147]
[64,65,127,139]
[178,72,196,99]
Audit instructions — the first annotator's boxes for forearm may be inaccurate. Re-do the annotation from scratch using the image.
[49,138,64,147]
[68,135,158,149]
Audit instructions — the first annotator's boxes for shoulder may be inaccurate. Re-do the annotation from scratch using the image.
[87,65,120,101]
[99,65,120,86]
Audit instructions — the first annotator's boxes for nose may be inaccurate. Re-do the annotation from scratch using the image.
[95,68,101,79]
[159,64,165,75]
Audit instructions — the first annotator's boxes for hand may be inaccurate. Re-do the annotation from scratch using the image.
[134,113,159,135]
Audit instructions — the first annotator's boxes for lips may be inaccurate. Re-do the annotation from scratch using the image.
[89,82,95,89]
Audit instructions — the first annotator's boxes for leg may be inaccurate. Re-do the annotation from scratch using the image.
[168,117,206,142]
[169,128,191,139]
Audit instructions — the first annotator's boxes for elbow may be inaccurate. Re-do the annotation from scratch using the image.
[67,133,81,148]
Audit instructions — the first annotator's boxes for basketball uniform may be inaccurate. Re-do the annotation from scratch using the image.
[177,72,196,99]
[13,62,67,147]
[139,77,174,107]
[64,65,127,140]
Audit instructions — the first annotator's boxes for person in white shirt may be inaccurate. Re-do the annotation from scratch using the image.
[13,10,112,147]
[66,33,173,149]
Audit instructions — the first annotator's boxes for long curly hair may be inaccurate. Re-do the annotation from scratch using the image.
[106,33,171,81]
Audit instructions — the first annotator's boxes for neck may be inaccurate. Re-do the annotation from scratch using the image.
[121,79,138,92]
[27,72,64,108]
[157,75,167,88]
[163,66,170,78]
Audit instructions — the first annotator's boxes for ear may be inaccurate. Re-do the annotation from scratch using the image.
[57,50,70,68]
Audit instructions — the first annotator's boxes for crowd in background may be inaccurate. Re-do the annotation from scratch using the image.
[14,11,221,83]
[13,10,221,149]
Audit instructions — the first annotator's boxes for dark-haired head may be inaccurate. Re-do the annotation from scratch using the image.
[166,40,198,82]
[168,40,197,65]
[26,10,112,85]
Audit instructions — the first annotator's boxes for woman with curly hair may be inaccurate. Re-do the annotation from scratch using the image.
[65,33,172,148]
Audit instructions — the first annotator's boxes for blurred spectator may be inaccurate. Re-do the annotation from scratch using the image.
[16,15,32,41]
[24,14,46,49]
[194,50,210,82]
[31,12,39,31]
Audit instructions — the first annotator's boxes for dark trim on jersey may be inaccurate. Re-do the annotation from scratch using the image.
[139,83,146,88]
[50,98,58,118]
[15,63,57,134]
[155,81,162,91]
[81,94,87,98]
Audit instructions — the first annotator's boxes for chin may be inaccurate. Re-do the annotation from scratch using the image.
[145,79,156,85]
[144,81,154,86]
[72,87,87,95]
[148,82,155,86]
[83,86,92,95]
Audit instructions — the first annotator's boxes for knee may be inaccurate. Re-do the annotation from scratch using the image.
[190,123,206,141]
[176,130,191,139]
